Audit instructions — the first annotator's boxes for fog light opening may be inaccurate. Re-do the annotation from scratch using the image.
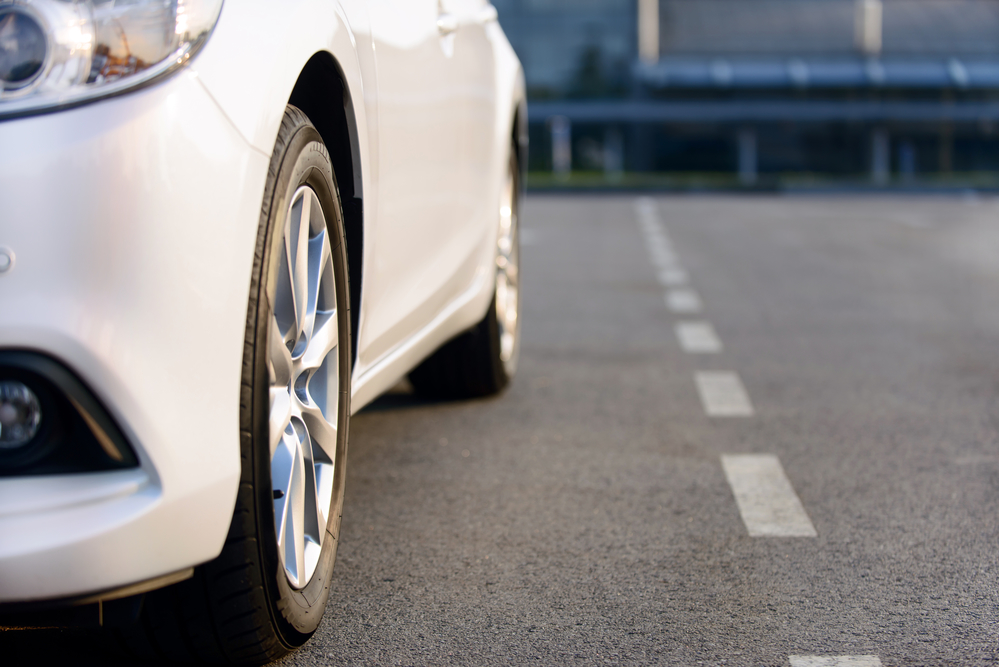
[0,380,43,449]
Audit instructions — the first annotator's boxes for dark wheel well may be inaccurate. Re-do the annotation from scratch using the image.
[512,102,528,185]
[288,52,363,364]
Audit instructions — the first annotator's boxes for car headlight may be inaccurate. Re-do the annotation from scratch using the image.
[0,0,222,117]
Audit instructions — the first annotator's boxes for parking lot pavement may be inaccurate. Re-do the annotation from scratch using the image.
[7,194,999,665]
[289,194,999,666]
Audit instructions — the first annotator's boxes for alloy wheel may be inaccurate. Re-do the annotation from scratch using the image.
[495,158,521,376]
[268,185,340,590]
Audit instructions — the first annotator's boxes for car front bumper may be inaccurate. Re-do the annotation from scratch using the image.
[0,70,269,603]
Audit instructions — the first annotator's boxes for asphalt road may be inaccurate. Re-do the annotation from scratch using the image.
[10,194,999,665]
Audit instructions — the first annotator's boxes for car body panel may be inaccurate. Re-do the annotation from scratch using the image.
[0,71,262,601]
[0,0,524,603]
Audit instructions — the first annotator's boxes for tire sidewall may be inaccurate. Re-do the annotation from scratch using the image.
[252,122,351,642]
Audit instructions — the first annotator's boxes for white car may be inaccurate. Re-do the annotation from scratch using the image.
[0,0,524,661]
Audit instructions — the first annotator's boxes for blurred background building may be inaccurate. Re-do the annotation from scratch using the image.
[493,0,999,188]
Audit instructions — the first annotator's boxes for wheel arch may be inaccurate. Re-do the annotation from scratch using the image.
[512,91,529,177]
[287,52,364,365]
[512,97,528,192]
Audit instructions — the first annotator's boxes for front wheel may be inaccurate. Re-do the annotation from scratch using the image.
[409,146,522,398]
[119,106,351,665]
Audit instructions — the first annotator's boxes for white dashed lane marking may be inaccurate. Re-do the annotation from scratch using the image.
[666,288,703,313]
[790,657,882,667]
[676,321,722,353]
[634,198,690,288]
[721,454,817,537]
[646,235,677,264]
[657,268,689,286]
[695,371,754,416]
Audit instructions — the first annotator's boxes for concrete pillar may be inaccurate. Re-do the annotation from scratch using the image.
[738,129,757,186]
[638,0,659,64]
[871,127,890,184]
[855,0,882,55]
[549,115,572,181]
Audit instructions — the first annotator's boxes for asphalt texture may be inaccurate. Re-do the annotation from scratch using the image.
[7,194,999,665]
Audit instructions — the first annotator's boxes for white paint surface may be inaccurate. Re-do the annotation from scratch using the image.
[789,657,882,667]
[657,268,689,286]
[648,246,678,268]
[676,321,722,353]
[634,198,690,288]
[636,219,658,235]
[634,196,657,217]
[666,288,703,313]
[644,229,672,245]
[649,249,680,270]
[0,0,529,604]
[695,372,754,416]
[721,454,817,537]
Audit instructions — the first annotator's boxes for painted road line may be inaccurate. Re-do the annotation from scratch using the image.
[649,247,679,269]
[676,321,722,353]
[648,238,677,259]
[666,288,703,313]
[644,231,672,247]
[721,454,817,537]
[657,268,689,286]
[640,229,679,266]
[637,221,659,237]
[695,372,753,416]
[634,198,691,286]
[634,196,657,218]
[634,212,660,233]
[789,657,882,667]
[636,221,659,237]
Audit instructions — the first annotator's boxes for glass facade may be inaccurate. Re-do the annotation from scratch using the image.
[493,0,636,99]
[495,0,999,186]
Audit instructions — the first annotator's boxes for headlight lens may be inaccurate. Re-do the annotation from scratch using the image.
[0,8,47,90]
[0,0,223,116]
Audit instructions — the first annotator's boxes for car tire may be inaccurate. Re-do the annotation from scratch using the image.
[117,105,351,665]
[409,145,521,399]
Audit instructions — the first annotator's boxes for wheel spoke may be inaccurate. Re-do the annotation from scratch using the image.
[301,226,329,345]
[273,243,297,342]
[300,428,324,542]
[268,317,294,387]
[301,309,338,371]
[314,460,335,536]
[271,428,297,581]
[300,402,337,463]
[288,191,312,347]
[287,423,308,587]
[300,404,336,537]
[268,388,292,455]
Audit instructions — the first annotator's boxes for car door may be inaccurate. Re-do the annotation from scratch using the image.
[359,0,471,369]
[445,0,498,271]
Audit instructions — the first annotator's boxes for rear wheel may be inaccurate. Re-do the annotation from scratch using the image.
[119,106,351,665]
[409,146,521,398]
